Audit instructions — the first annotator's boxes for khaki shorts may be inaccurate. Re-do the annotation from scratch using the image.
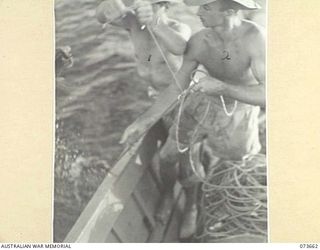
[169,92,261,160]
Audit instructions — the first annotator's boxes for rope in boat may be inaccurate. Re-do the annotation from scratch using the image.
[175,69,237,153]
[172,74,266,242]
[151,24,265,240]
[101,1,268,242]
[99,0,240,158]
[150,29,238,119]
[175,70,211,154]
[194,154,267,242]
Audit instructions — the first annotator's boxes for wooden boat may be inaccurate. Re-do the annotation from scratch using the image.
[64,122,186,243]
[63,119,267,243]
[57,46,187,243]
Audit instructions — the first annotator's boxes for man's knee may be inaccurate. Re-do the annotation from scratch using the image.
[179,143,206,187]
[159,137,179,164]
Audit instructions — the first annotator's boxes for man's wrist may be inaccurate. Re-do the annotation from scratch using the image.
[206,78,229,96]
[221,81,229,95]
[220,82,235,97]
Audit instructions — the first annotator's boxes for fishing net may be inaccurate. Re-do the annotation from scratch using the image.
[195,154,267,243]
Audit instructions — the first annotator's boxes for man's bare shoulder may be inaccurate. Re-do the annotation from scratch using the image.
[242,20,266,44]
[188,29,210,46]
[241,20,265,59]
[167,18,192,40]
[183,29,210,59]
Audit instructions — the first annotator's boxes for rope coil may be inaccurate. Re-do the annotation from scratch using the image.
[101,4,267,242]
[175,69,237,153]
[195,154,267,242]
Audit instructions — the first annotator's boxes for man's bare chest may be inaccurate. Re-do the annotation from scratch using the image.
[132,37,180,69]
[197,38,252,82]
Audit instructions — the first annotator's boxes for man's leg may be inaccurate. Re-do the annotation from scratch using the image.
[155,136,179,224]
[179,142,205,240]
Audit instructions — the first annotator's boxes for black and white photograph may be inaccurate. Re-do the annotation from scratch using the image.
[54,0,267,243]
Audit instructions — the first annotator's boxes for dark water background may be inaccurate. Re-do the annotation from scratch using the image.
[54,0,266,242]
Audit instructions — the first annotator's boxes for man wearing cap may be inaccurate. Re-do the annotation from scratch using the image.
[97,0,193,235]
[97,0,191,97]
[121,0,265,240]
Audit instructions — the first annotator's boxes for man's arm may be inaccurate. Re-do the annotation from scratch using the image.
[136,65,191,123]
[150,21,192,55]
[135,53,197,125]
[132,1,191,55]
[96,1,133,30]
[225,30,266,107]
[197,28,266,107]
[120,39,199,144]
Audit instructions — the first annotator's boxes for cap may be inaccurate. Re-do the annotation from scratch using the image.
[184,0,261,9]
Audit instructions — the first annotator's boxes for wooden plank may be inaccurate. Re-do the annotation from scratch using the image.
[147,182,183,242]
[132,191,156,230]
[63,138,144,243]
[133,170,161,227]
[64,151,147,242]
[64,124,163,242]
[113,196,149,243]
[74,163,144,242]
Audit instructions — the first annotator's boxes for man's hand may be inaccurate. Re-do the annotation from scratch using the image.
[135,0,154,26]
[119,119,150,146]
[192,76,226,96]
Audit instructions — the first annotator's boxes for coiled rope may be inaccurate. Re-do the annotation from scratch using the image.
[194,154,267,242]
[141,14,266,242]
[101,1,267,242]
[148,21,266,242]
[175,69,237,153]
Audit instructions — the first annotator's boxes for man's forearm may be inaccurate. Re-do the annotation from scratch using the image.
[136,84,181,125]
[151,23,187,55]
[224,83,266,107]
[134,48,198,128]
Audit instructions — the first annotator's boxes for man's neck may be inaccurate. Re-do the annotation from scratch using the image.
[212,16,242,42]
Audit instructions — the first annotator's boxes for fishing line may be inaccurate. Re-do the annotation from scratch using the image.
[174,69,236,156]
[101,0,239,158]
[100,0,237,113]
[175,69,211,154]
[102,3,267,240]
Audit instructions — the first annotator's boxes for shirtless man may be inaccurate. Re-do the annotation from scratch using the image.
[121,0,265,239]
[96,0,193,231]
[96,0,191,96]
